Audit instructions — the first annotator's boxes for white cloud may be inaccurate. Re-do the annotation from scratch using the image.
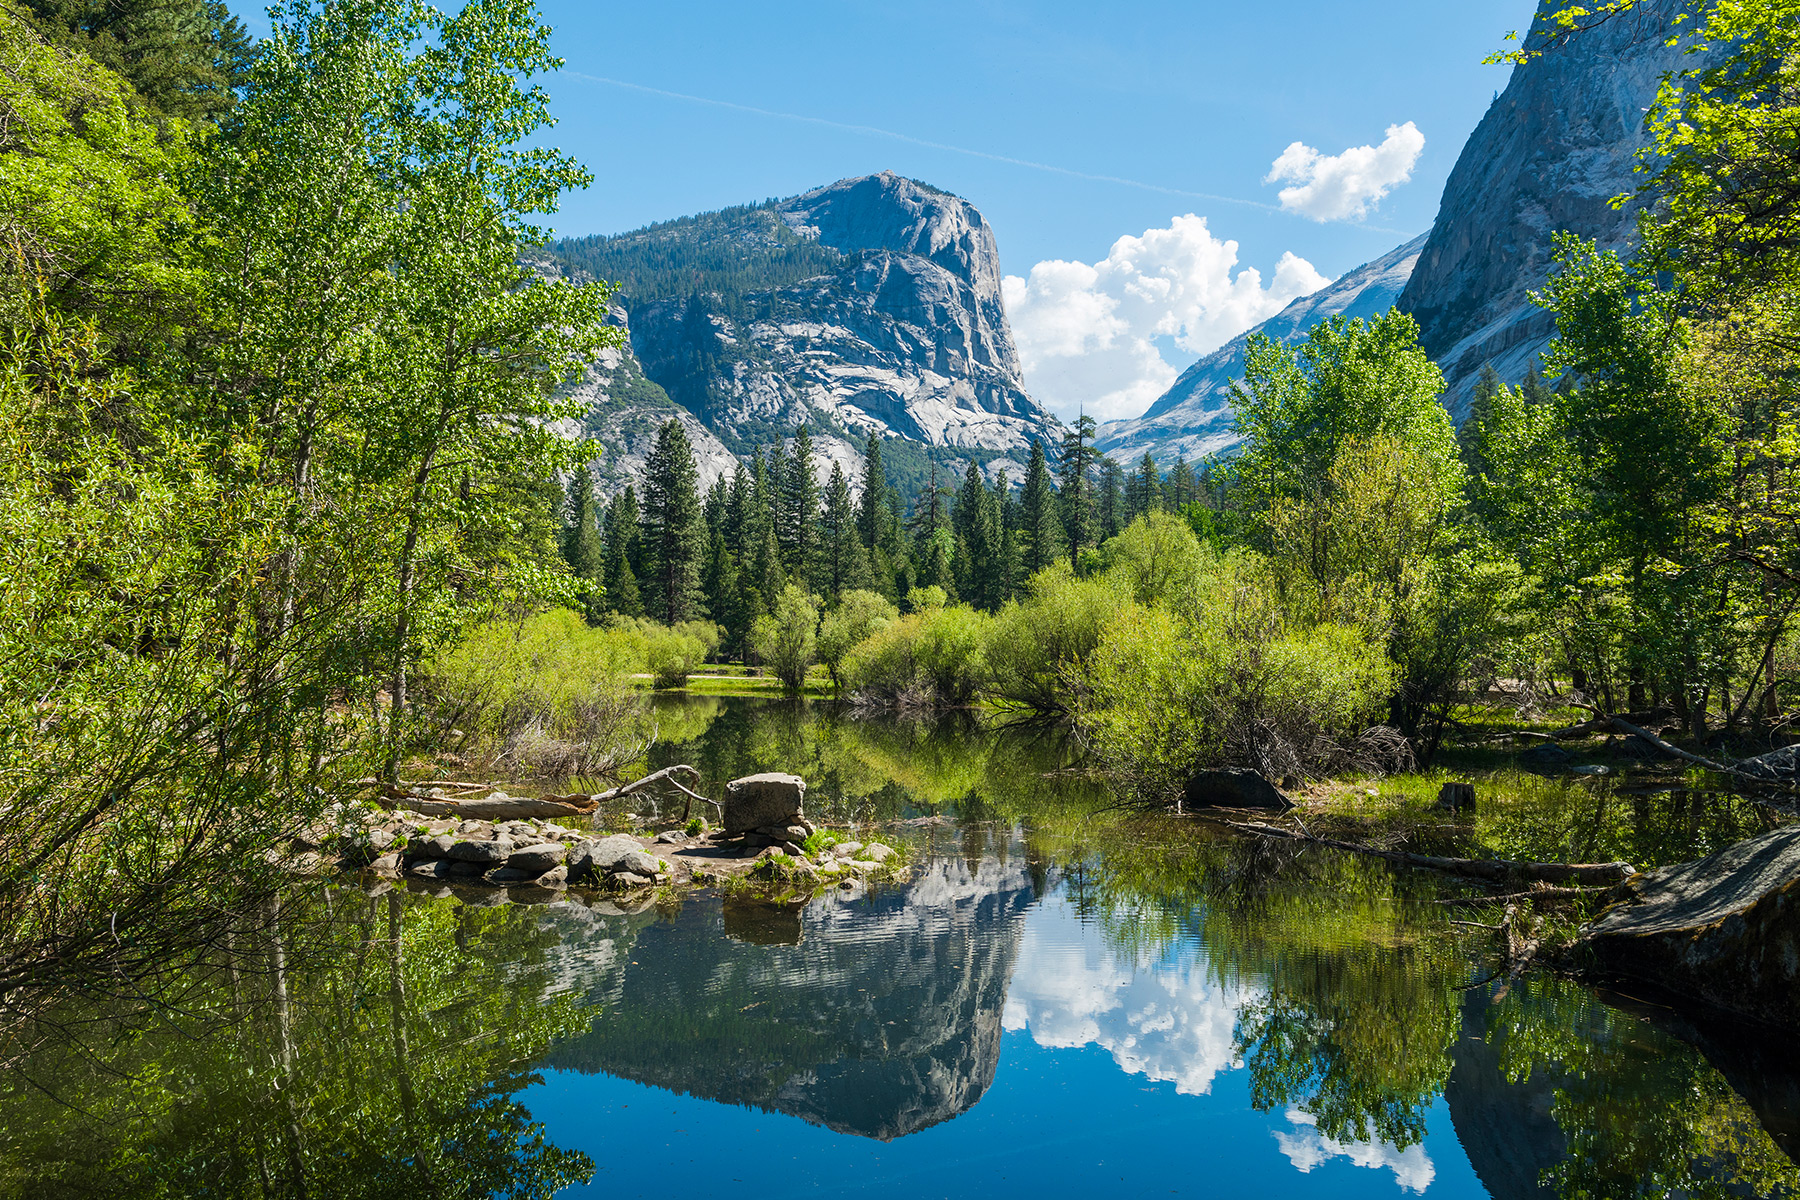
[1274,1110,1437,1194]
[1265,122,1425,223]
[1003,215,1327,423]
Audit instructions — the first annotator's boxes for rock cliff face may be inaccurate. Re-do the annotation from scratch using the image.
[1096,235,1427,464]
[554,173,1061,493]
[544,846,1036,1140]
[1398,0,1697,418]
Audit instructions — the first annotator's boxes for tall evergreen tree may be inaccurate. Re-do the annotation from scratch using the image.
[703,527,746,654]
[779,425,820,581]
[994,471,1021,605]
[641,419,707,623]
[952,460,1005,611]
[1020,438,1063,574]
[857,432,891,551]
[560,465,604,620]
[26,0,254,123]
[1059,414,1099,570]
[1099,458,1125,540]
[1131,452,1162,522]
[820,460,867,601]
[1167,455,1196,510]
[602,487,644,617]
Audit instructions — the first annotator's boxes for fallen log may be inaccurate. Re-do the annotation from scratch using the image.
[376,765,707,821]
[1565,704,1800,795]
[1223,820,1638,886]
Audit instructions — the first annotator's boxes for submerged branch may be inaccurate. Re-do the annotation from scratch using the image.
[1221,820,1638,886]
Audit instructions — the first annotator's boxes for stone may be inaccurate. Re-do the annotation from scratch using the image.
[536,865,569,888]
[589,835,645,871]
[414,833,456,860]
[613,871,655,888]
[507,843,567,874]
[1181,770,1293,811]
[614,849,662,877]
[408,860,453,880]
[1435,782,1477,813]
[446,860,488,878]
[369,852,403,876]
[722,773,807,834]
[779,841,804,857]
[1584,826,1800,1027]
[447,837,513,864]
[780,825,811,843]
[487,867,532,884]
[833,842,863,859]
[861,842,897,864]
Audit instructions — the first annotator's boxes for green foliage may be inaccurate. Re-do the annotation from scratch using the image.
[423,609,647,774]
[641,419,707,623]
[750,583,819,692]
[817,589,898,691]
[1096,510,1210,606]
[1075,554,1395,792]
[841,604,992,708]
[984,565,1126,718]
[22,0,252,123]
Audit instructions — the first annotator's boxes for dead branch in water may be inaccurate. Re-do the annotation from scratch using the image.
[1222,820,1638,886]
[373,765,708,821]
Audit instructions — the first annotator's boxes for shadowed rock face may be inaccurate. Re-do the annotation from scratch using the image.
[1397,0,1698,417]
[542,845,1037,1140]
[1445,993,1566,1200]
[1584,826,1800,1027]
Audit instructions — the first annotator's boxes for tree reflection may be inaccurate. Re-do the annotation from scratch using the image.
[0,887,594,1198]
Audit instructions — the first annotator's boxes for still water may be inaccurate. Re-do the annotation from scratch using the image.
[1,696,1795,1198]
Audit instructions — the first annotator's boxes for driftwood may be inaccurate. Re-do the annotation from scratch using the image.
[377,764,709,821]
[1223,820,1638,886]
[1570,705,1800,794]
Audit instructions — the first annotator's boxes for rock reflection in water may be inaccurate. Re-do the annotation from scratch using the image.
[544,836,1036,1140]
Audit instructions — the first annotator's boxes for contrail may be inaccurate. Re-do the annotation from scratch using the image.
[563,71,1282,214]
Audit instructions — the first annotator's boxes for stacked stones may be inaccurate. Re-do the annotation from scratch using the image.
[310,809,672,891]
[720,773,816,855]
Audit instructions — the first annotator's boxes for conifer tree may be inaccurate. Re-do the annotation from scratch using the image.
[820,460,866,601]
[1099,458,1125,540]
[1167,455,1196,511]
[603,487,644,617]
[560,465,604,621]
[994,470,1021,605]
[747,518,785,646]
[1133,452,1162,521]
[952,460,1005,610]
[641,419,706,623]
[857,432,891,551]
[778,426,820,582]
[725,462,753,553]
[1059,414,1099,570]
[1460,363,1505,487]
[704,527,746,655]
[1020,438,1063,574]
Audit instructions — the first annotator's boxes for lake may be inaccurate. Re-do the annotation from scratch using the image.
[1,695,1794,1199]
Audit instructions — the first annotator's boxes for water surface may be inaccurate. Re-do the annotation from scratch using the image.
[1,696,1794,1199]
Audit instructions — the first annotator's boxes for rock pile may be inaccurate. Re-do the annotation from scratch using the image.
[721,773,820,854]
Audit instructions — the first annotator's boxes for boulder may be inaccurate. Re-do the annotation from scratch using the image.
[613,871,655,888]
[567,835,639,883]
[412,833,456,861]
[536,865,569,888]
[616,849,663,877]
[861,842,897,864]
[1181,769,1293,811]
[408,860,454,880]
[1737,744,1800,783]
[1584,826,1800,1027]
[447,837,513,864]
[832,842,863,859]
[1518,743,1574,774]
[723,773,807,834]
[507,843,567,875]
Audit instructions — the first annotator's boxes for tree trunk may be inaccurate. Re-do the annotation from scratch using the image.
[386,446,439,783]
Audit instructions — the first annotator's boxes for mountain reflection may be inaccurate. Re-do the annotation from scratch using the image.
[543,842,1037,1140]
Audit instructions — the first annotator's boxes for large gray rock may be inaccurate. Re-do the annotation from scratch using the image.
[1584,826,1800,1026]
[1397,0,1703,418]
[723,773,807,834]
[446,837,513,864]
[1736,744,1800,783]
[567,834,644,882]
[1182,769,1293,811]
[507,843,568,875]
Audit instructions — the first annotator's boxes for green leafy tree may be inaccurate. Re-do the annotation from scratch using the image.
[817,589,898,691]
[751,583,819,692]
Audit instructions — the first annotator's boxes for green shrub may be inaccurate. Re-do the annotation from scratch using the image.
[1098,511,1212,606]
[644,624,707,688]
[425,609,648,775]
[984,565,1126,718]
[750,584,819,692]
[842,604,991,708]
[1076,556,1395,795]
[818,590,899,691]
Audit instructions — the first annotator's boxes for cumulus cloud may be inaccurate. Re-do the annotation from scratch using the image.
[1003,216,1327,422]
[1265,122,1425,223]
[1274,1110,1437,1194]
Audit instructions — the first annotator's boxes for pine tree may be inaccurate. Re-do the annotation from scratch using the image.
[857,432,891,551]
[1168,455,1196,511]
[26,0,254,123]
[1020,438,1063,574]
[703,528,746,655]
[641,419,707,623]
[1059,414,1099,570]
[779,425,820,582]
[603,487,644,617]
[725,462,754,554]
[1461,363,1505,484]
[820,461,866,601]
[560,465,605,621]
[1100,458,1125,540]
[995,471,1021,605]
[1132,452,1161,523]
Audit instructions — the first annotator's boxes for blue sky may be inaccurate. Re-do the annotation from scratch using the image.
[239,0,1539,421]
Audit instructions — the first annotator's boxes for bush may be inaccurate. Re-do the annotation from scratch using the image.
[424,609,648,775]
[751,584,819,692]
[1075,556,1395,795]
[1099,511,1212,606]
[983,565,1126,718]
[842,604,991,709]
[818,590,899,691]
[644,625,707,688]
